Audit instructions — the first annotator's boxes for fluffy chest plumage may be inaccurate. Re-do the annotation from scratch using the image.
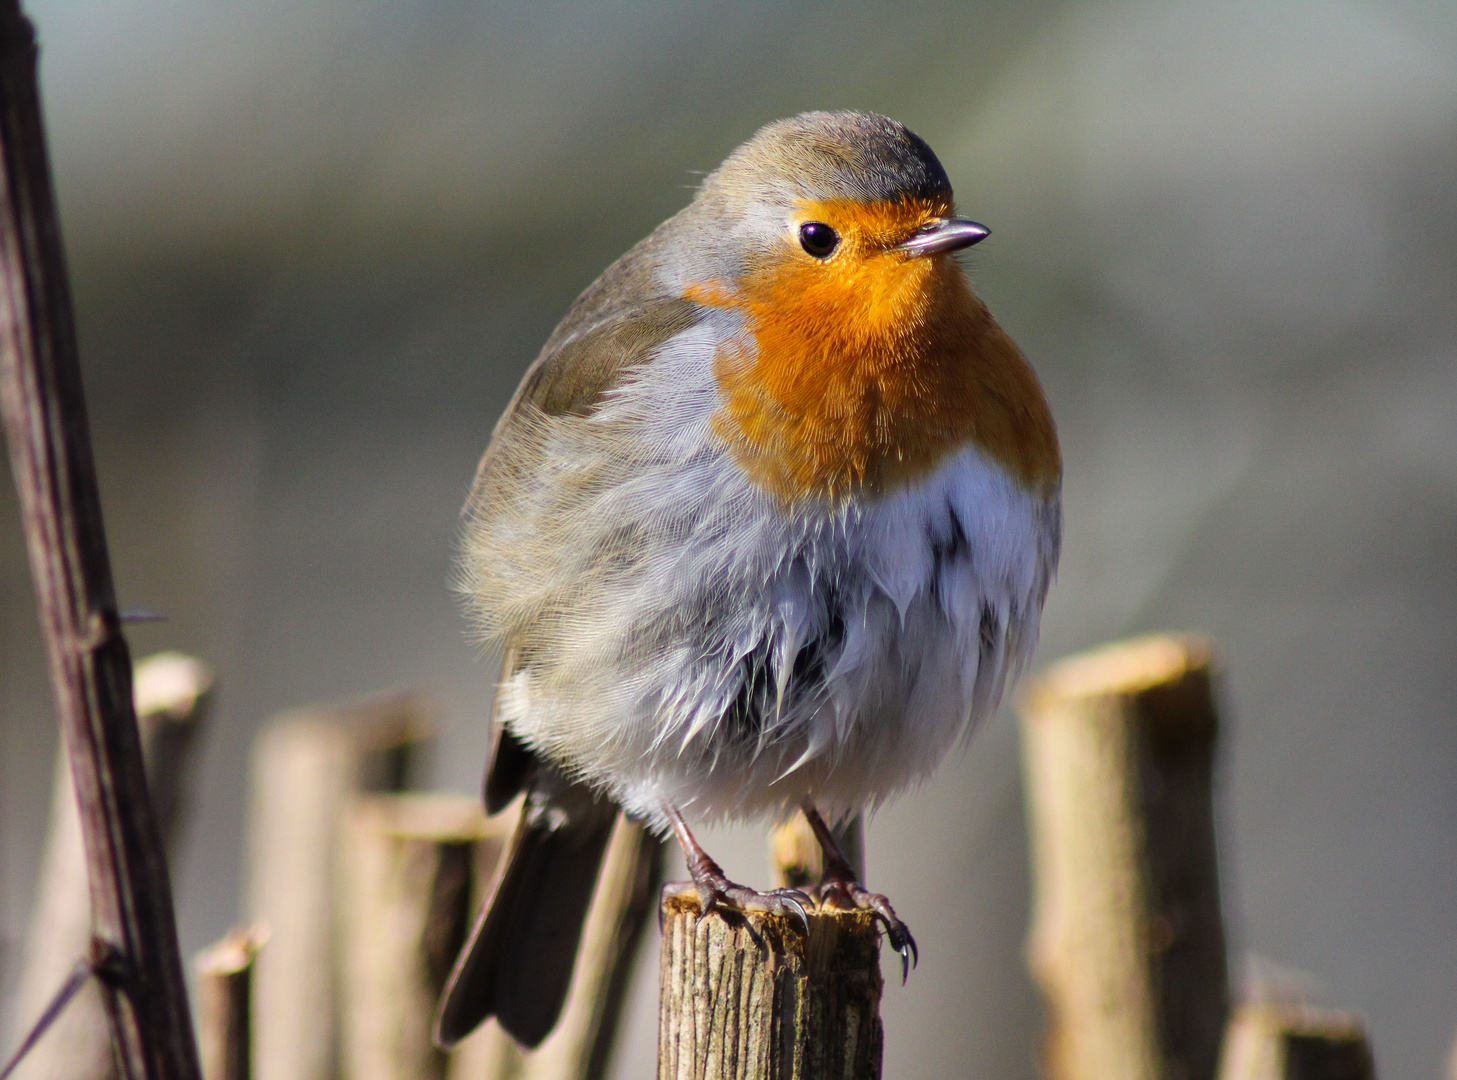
[465,310,1061,825]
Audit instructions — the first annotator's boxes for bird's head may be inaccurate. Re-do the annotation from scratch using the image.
[670,112,1059,505]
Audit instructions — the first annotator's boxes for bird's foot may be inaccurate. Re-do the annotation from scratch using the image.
[661,803,812,935]
[661,872,812,936]
[810,873,918,983]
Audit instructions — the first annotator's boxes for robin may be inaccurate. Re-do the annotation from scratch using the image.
[434,110,1061,1049]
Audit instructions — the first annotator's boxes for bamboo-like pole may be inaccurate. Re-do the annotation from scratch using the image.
[1020,634,1229,1080]
[657,900,883,1080]
[1217,1005,1375,1080]
[8,654,213,1080]
[196,926,267,1080]
[245,692,431,1080]
[0,2,202,1077]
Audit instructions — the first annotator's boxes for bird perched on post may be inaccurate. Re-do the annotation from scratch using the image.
[434,110,1060,1050]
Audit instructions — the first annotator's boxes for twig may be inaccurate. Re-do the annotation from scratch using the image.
[0,5,201,1080]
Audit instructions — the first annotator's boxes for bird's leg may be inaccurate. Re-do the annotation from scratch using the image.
[661,804,810,933]
[802,804,919,982]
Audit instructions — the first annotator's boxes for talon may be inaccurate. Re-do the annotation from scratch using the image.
[775,891,810,935]
[664,806,813,943]
[811,869,918,982]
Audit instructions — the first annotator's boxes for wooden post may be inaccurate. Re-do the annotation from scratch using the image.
[1218,1005,1376,1080]
[245,692,431,1080]
[769,813,863,890]
[7,654,213,1080]
[515,814,663,1080]
[336,793,507,1080]
[444,812,665,1080]
[657,900,883,1080]
[0,3,201,1078]
[1019,634,1229,1080]
[196,926,267,1080]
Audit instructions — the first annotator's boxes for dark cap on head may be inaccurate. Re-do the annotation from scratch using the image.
[703,111,953,206]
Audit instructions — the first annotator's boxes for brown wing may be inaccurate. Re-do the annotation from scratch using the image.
[442,244,699,1049]
[469,288,699,812]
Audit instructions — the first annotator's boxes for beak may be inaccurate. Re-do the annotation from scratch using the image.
[896,217,991,257]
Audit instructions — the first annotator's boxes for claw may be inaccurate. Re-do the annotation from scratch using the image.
[809,872,918,983]
[775,890,810,936]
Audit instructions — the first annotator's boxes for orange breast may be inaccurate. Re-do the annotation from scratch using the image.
[688,196,1060,504]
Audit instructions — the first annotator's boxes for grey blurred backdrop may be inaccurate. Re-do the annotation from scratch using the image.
[0,0,1454,1076]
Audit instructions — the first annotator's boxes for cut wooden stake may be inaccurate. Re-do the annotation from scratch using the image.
[445,812,665,1080]
[517,814,663,1080]
[245,691,431,1080]
[0,4,201,1078]
[196,925,267,1080]
[657,899,883,1080]
[6,653,213,1080]
[1020,634,1229,1080]
[337,794,507,1080]
[1217,1005,1375,1080]
[769,812,863,890]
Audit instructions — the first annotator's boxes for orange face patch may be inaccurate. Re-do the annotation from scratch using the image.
[689,196,1060,504]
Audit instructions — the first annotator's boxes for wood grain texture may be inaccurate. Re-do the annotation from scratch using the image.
[657,899,882,1080]
[1217,1005,1375,1080]
[0,5,201,1079]
[1020,634,1229,1080]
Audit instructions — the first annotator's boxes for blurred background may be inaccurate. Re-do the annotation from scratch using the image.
[0,0,1453,1076]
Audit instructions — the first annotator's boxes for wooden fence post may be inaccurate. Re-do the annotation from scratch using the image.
[245,691,430,1080]
[769,814,863,891]
[196,925,266,1080]
[1020,634,1229,1080]
[657,899,883,1080]
[336,793,507,1080]
[444,811,664,1080]
[1218,1005,1375,1080]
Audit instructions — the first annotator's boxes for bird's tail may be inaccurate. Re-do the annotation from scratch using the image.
[433,772,617,1049]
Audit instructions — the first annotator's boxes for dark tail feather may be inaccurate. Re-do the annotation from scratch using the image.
[433,774,616,1049]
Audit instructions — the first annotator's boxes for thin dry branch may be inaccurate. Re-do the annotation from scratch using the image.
[0,8,201,1066]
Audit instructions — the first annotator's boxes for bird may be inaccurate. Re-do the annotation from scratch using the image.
[433,110,1061,1051]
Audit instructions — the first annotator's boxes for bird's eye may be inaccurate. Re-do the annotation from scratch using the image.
[799,221,839,258]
